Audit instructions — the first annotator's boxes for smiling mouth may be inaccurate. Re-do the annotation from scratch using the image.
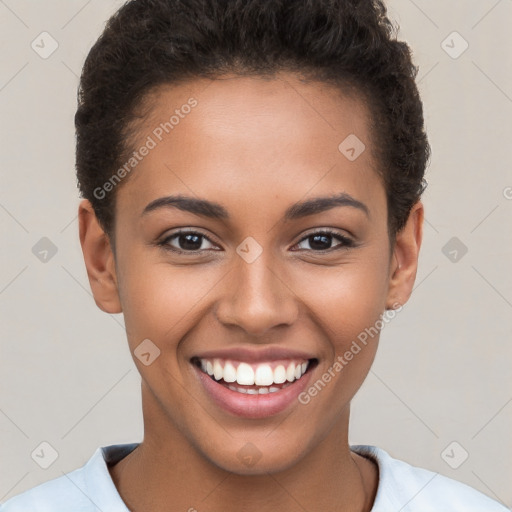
[190,356,319,394]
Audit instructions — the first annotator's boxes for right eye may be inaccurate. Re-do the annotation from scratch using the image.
[158,230,220,254]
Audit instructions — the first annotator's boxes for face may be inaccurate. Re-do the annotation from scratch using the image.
[79,72,423,474]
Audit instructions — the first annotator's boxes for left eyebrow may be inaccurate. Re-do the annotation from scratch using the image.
[284,192,370,220]
[141,192,370,220]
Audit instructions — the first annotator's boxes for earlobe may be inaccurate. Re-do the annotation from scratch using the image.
[385,201,424,310]
[78,199,122,314]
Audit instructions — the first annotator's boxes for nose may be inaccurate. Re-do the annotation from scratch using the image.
[215,251,299,337]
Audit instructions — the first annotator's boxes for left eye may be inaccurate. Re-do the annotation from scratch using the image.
[293,231,354,251]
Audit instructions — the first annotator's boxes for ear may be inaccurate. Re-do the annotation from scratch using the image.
[78,199,122,314]
[385,200,424,310]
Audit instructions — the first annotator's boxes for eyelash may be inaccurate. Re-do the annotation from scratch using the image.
[157,228,355,255]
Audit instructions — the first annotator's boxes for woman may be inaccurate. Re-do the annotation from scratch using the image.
[1,0,507,510]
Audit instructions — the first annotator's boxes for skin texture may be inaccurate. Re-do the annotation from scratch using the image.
[78,72,423,512]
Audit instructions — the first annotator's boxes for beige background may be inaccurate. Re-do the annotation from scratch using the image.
[1,0,511,507]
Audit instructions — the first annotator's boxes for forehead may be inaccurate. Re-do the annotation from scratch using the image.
[116,72,385,224]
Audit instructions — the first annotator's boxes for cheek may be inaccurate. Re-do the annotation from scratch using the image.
[290,255,389,341]
[292,262,388,411]
[117,252,225,347]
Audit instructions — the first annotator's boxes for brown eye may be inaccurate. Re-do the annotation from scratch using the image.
[159,230,218,254]
[293,230,354,252]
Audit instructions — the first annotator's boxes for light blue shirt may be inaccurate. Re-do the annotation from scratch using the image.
[1,443,508,511]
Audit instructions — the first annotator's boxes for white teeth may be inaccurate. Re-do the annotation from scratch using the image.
[198,357,311,387]
[254,364,274,386]
[286,362,296,382]
[273,365,287,384]
[227,383,294,394]
[236,362,255,385]
[222,361,237,383]
[213,359,223,380]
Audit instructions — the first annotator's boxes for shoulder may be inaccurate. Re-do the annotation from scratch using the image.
[0,444,136,512]
[0,465,93,512]
[351,444,508,512]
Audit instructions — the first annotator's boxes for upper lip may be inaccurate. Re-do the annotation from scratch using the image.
[192,346,317,363]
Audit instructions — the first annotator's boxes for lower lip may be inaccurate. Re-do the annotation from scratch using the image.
[193,362,315,419]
